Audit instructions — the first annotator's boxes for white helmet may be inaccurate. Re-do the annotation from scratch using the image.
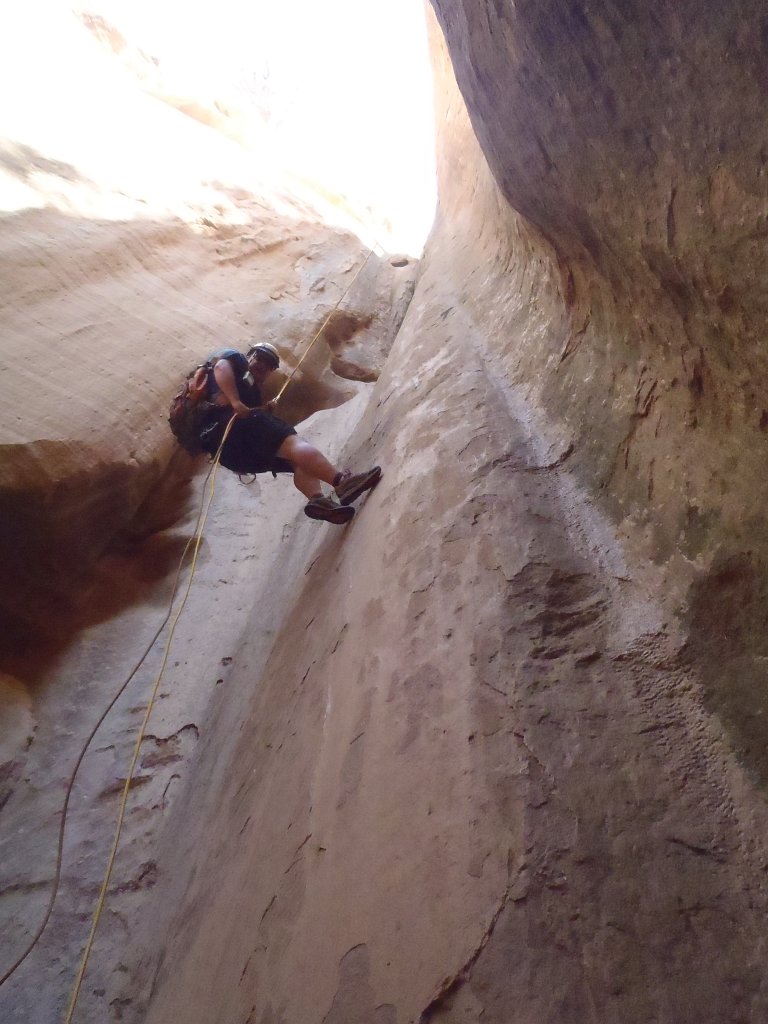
[247,342,280,369]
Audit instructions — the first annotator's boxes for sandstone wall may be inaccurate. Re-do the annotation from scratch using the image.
[114,11,768,1023]
[0,13,416,1018]
[4,4,768,1023]
[0,206,412,635]
[0,194,415,1021]
[427,0,768,889]
[429,0,768,572]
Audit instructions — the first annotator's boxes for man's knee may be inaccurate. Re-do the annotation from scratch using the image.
[279,434,316,460]
[276,434,299,459]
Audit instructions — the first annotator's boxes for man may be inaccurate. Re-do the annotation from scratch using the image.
[197,343,381,524]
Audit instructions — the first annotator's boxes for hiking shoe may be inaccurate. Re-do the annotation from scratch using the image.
[335,466,382,505]
[304,494,355,525]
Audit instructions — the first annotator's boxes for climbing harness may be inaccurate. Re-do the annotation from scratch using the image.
[0,242,378,1019]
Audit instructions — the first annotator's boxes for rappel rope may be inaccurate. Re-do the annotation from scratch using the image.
[0,430,230,992]
[62,415,235,1024]
[271,242,376,405]
[0,243,377,1022]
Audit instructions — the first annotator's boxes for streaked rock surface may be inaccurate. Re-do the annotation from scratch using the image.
[3,4,768,1023]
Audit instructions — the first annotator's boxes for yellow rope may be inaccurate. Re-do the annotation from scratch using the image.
[1,242,378,1014]
[0,441,226,994]
[0,505,198,990]
[62,416,236,1023]
[62,248,379,1013]
[61,247,378,1013]
[272,243,376,405]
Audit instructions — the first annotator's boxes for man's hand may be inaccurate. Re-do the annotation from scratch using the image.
[214,359,251,419]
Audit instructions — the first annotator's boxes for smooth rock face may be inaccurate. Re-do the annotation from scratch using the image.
[428,0,768,567]
[0,204,413,641]
[120,14,768,1024]
[0,13,416,1020]
[4,4,768,1024]
[0,0,417,647]
[0,196,414,1020]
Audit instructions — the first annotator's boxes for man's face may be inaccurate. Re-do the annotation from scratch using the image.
[248,354,275,384]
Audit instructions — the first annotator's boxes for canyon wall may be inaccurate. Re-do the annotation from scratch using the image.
[429,1,768,569]
[427,0,768,866]
[121,6,768,1024]
[0,9,416,1021]
[3,3,768,1023]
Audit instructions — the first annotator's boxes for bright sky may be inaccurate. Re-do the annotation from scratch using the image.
[79,0,438,252]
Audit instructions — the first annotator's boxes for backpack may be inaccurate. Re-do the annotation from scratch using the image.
[168,363,215,455]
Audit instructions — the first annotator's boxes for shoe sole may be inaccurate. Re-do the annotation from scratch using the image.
[336,466,382,505]
[304,504,355,525]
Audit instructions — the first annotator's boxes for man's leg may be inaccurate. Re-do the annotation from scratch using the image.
[276,435,341,499]
[275,434,381,524]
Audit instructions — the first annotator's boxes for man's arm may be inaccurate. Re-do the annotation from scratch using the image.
[213,359,251,418]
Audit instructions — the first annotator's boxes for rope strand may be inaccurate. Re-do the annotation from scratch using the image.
[0,420,233,1005]
[272,244,376,405]
[63,416,236,1023]
[0,238,378,1018]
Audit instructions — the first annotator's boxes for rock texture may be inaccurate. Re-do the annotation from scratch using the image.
[0,10,415,1021]
[4,3,768,1024]
[0,204,413,639]
[0,210,413,1021]
[426,1,768,585]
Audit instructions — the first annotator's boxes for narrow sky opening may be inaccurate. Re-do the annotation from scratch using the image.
[79,0,438,253]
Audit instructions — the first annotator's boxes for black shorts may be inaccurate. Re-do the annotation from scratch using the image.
[200,410,297,475]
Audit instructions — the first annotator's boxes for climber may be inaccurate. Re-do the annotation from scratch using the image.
[196,343,381,524]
